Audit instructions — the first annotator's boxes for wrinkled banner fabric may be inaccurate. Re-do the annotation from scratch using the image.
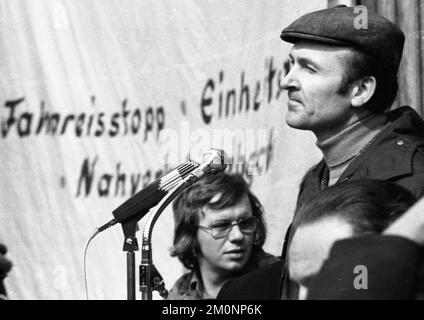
[0,0,324,299]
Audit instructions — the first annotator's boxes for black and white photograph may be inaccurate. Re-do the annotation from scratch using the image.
[0,0,423,310]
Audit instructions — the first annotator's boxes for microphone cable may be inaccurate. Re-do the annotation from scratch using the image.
[83,228,100,300]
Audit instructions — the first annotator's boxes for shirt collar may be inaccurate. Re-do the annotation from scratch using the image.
[189,270,201,292]
[183,269,209,299]
[316,113,387,168]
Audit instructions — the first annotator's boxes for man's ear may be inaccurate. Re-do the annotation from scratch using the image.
[350,76,376,108]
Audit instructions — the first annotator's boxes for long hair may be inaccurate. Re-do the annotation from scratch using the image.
[169,172,267,270]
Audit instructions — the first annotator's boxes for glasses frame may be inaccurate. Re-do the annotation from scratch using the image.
[197,216,258,239]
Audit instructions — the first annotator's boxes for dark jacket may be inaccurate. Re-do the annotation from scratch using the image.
[283,106,424,256]
[217,261,284,300]
[167,249,279,300]
[279,106,424,298]
[218,107,424,300]
[307,236,423,300]
[297,106,424,209]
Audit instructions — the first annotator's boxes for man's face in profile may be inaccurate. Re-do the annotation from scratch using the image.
[281,41,356,140]
[288,217,354,299]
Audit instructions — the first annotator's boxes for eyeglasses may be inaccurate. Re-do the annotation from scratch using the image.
[198,216,258,239]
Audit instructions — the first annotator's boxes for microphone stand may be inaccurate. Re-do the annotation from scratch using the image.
[140,180,195,300]
[121,216,144,300]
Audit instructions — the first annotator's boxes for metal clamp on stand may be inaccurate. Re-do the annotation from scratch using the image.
[121,216,142,300]
[140,181,191,300]
[140,242,168,299]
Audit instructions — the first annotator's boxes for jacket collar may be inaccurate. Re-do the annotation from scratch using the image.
[316,112,387,168]
[339,106,424,182]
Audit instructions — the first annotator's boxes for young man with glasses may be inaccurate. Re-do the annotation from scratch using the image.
[166,173,278,300]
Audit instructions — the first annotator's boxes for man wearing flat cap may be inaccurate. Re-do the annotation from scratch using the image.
[281,5,424,202]
[280,4,424,299]
[217,5,424,300]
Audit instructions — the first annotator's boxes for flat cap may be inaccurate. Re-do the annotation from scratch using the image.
[281,6,405,74]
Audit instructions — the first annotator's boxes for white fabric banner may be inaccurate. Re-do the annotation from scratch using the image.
[0,0,325,299]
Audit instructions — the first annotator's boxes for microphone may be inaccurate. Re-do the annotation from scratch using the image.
[97,149,227,233]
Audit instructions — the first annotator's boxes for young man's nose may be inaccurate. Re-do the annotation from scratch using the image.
[227,224,244,241]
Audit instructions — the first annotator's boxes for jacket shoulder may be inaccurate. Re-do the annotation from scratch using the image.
[407,146,424,197]
[165,272,193,300]
[299,161,323,188]
[307,236,421,300]
[217,261,284,300]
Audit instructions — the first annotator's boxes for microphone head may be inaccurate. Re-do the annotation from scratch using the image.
[201,149,228,173]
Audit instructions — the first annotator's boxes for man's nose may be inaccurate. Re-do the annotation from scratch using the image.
[227,224,244,242]
[280,68,299,90]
